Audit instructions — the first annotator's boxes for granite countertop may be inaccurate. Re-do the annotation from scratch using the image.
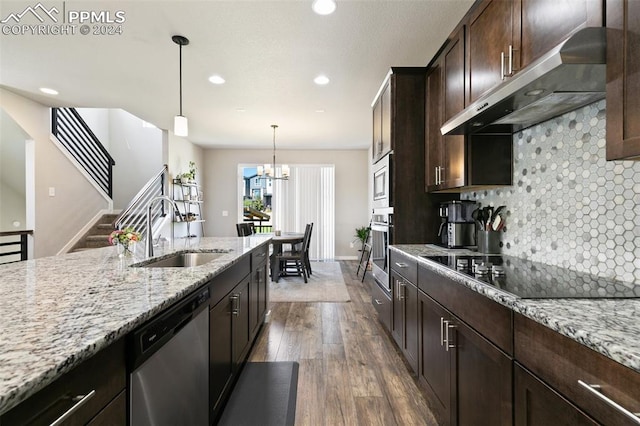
[392,244,640,375]
[0,236,271,415]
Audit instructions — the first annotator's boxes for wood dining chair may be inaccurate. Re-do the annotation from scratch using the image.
[274,223,312,283]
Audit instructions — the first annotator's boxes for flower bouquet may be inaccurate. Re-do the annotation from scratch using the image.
[109,227,141,256]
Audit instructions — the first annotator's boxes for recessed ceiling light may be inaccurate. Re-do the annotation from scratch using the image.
[315,109,326,113]
[39,87,58,95]
[208,75,226,85]
[314,75,330,85]
[236,107,246,113]
[312,0,337,15]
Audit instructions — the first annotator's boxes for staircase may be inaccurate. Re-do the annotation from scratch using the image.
[70,213,119,252]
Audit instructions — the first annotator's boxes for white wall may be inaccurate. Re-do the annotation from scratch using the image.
[0,109,27,230]
[203,148,369,259]
[167,133,204,238]
[76,108,110,150]
[0,88,109,258]
[108,109,163,209]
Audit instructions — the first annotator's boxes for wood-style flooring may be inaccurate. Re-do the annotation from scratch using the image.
[249,261,437,426]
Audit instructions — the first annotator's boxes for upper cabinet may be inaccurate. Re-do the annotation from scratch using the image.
[426,26,512,193]
[466,0,603,105]
[606,0,640,160]
[426,27,466,192]
[372,80,392,162]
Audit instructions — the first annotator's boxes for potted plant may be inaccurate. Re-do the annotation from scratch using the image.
[354,226,370,251]
[188,161,197,183]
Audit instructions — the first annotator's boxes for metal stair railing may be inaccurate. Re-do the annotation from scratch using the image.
[115,165,169,240]
[51,107,116,197]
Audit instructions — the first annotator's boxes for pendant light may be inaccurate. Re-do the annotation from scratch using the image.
[172,35,189,137]
[257,125,289,180]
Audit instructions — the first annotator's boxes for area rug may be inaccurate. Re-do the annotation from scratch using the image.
[270,261,351,302]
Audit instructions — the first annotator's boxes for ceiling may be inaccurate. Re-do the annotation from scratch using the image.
[0,0,474,150]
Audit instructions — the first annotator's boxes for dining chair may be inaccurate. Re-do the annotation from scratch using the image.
[274,223,312,283]
[236,223,254,237]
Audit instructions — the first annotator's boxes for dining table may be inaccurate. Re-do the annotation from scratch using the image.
[269,232,304,281]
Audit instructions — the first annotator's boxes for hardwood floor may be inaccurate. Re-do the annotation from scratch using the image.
[249,261,437,425]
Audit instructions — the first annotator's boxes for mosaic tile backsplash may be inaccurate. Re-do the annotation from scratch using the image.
[461,100,640,284]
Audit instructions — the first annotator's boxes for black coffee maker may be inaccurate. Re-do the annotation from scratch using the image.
[438,200,477,248]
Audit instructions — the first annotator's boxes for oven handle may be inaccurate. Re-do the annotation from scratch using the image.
[371,223,392,231]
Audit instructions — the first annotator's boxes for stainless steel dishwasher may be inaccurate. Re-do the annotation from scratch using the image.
[130,287,210,425]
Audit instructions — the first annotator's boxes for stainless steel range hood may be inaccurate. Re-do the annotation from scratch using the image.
[441,27,606,136]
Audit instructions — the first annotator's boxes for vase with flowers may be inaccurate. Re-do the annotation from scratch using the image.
[109,227,141,257]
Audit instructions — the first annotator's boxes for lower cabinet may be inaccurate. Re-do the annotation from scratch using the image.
[514,363,598,426]
[1,339,126,426]
[209,275,252,422]
[418,291,512,426]
[391,269,419,373]
[371,279,392,331]
[249,246,269,339]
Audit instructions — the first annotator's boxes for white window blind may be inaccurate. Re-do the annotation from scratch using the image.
[272,164,335,261]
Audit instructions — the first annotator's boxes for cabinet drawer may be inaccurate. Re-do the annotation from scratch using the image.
[371,279,391,331]
[390,249,417,284]
[515,314,640,426]
[2,339,125,426]
[252,244,269,267]
[418,264,513,354]
[210,254,251,305]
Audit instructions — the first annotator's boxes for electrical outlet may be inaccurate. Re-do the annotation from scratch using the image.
[222,210,228,217]
[349,242,354,248]
[48,187,55,197]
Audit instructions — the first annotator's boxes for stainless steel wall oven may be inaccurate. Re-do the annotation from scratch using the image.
[371,208,393,292]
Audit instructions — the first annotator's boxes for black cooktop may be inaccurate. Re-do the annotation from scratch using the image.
[421,254,640,299]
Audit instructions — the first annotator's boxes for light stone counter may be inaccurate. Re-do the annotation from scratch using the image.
[392,244,640,374]
[0,236,271,415]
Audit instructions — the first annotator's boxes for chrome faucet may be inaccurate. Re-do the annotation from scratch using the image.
[146,195,182,258]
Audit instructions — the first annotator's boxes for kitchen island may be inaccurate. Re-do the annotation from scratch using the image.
[0,235,271,417]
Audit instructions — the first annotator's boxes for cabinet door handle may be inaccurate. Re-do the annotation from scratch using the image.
[578,380,640,423]
[230,294,240,315]
[508,45,514,76]
[440,167,445,184]
[394,262,408,268]
[440,317,445,346]
[49,390,96,426]
[501,51,506,80]
[398,281,405,300]
[374,299,384,305]
[444,322,456,352]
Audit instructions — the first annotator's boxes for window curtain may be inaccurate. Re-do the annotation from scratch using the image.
[272,165,335,261]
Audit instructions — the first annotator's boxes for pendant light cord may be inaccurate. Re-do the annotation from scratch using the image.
[179,43,183,116]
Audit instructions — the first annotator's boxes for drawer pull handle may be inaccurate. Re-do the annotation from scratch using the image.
[444,322,456,352]
[49,389,96,426]
[374,299,383,305]
[578,380,640,423]
[394,262,408,268]
[440,317,445,346]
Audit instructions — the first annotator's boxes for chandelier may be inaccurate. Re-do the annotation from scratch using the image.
[257,124,289,180]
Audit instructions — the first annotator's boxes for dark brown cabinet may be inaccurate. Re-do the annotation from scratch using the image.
[606,0,640,160]
[208,252,259,423]
[514,363,598,426]
[515,313,640,426]
[466,0,603,106]
[1,340,126,426]
[426,24,512,193]
[417,261,513,425]
[418,290,512,426]
[371,278,392,331]
[372,80,392,162]
[426,27,466,192]
[250,245,269,339]
[391,270,418,373]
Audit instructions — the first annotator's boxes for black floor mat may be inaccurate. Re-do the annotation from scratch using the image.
[218,362,299,426]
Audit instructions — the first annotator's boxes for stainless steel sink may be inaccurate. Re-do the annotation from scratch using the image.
[135,251,229,268]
